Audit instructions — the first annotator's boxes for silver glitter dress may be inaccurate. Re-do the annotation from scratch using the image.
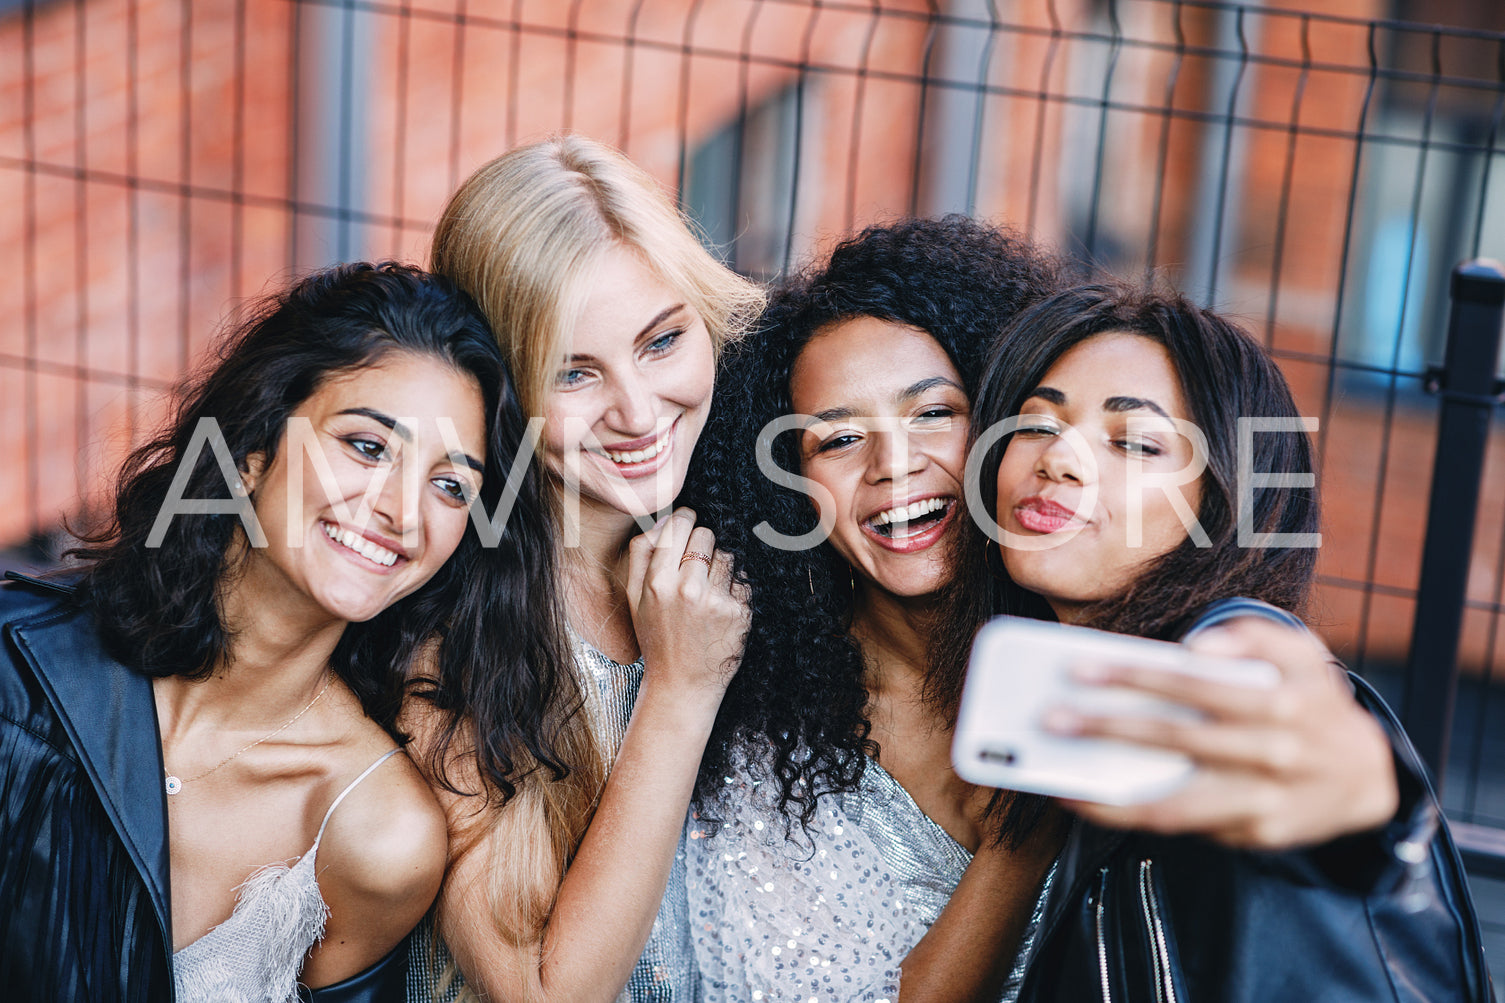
[405,638,700,1003]
[685,749,1051,1002]
[574,636,701,1002]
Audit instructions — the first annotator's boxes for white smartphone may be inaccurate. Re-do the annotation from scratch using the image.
[952,616,1280,805]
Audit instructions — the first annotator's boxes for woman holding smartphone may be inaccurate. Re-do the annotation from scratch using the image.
[405,134,763,1002]
[940,282,1489,1001]
[680,222,1440,1001]
[0,262,562,1003]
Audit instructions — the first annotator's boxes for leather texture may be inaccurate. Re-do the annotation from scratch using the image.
[0,576,410,1003]
[1014,670,1494,1003]
[299,938,409,1003]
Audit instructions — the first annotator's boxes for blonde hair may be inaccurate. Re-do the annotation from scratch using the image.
[451,704,606,954]
[431,133,765,420]
[413,703,606,1002]
[427,136,761,970]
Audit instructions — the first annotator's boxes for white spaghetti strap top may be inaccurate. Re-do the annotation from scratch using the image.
[173,747,404,1003]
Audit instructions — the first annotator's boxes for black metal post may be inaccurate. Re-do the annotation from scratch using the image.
[1403,259,1505,782]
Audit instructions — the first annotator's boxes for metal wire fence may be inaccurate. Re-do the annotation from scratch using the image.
[3,0,1505,827]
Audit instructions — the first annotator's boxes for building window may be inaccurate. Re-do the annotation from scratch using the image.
[684,85,809,280]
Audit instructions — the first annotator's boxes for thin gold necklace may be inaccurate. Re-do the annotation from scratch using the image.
[163,673,334,796]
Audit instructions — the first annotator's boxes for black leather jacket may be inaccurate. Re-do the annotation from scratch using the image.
[0,575,408,1003]
[1014,672,1493,1003]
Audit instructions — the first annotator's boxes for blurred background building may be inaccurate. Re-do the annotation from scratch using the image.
[4,0,1505,984]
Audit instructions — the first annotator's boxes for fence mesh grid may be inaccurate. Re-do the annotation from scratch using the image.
[4,0,1505,824]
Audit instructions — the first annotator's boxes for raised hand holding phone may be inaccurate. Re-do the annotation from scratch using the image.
[1055,616,1399,849]
[954,615,1400,849]
[953,616,1278,805]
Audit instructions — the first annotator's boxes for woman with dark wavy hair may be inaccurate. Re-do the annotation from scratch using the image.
[937,282,1487,1002]
[0,262,570,1003]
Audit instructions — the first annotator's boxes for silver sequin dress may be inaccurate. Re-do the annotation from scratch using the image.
[405,637,700,1003]
[574,636,701,1002]
[685,748,1052,1002]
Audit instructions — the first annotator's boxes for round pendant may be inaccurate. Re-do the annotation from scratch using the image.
[164,775,182,796]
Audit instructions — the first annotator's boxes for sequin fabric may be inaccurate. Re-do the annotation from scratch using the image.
[574,636,701,1002]
[405,637,700,1003]
[685,748,1052,1003]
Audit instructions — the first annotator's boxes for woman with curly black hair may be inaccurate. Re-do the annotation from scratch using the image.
[680,216,1070,1001]
[0,262,569,1003]
[679,223,1430,1002]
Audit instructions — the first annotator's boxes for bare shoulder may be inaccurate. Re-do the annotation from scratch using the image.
[297,746,448,984]
[317,747,449,905]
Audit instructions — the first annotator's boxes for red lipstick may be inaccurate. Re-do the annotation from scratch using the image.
[1013,496,1079,534]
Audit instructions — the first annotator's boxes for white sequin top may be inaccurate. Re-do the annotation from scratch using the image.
[685,747,1050,1003]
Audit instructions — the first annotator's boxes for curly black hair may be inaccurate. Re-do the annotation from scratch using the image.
[73,262,574,803]
[683,215,1063,838]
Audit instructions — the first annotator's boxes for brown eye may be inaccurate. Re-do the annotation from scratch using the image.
[1013,420,1057,438]
[1116,438,1163,457]
[347,436,390,460]
[816,432,861,454]
[433,476,472,503]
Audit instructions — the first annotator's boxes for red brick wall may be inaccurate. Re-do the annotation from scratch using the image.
[3,0,1503,671]
[0,0,297,543]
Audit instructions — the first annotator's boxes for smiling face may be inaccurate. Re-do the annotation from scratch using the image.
[995,331,1203,623]
[543,245,716,524]
[789,317,969,600]
[241,350,486,625]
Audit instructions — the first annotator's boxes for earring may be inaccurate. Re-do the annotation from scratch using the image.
[808,566,815,597]
[985,540,1008,580]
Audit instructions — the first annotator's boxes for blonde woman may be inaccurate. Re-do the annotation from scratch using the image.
[404,135,764,1002]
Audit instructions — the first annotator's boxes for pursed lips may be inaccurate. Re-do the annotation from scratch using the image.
[1012,496,1083,534]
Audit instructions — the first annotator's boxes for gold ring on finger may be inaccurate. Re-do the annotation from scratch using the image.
[679,551,713,570]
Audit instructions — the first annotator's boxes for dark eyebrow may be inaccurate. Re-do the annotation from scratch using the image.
[1104,395,1171,419]
[637,304,687,340]
[1024,388,1171,420]
[564,304,688,365]
[899,376,964,401]
[810,406,855,424]
[338,407,412,442]
[808,375,964,424]
[448,451,485,474]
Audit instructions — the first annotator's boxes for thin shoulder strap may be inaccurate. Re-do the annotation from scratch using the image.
[314,747,403,846]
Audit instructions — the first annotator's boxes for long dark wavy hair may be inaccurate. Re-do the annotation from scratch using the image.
[683,215,1063,837]
[934,283,1321,719]
[73,261,574,801]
